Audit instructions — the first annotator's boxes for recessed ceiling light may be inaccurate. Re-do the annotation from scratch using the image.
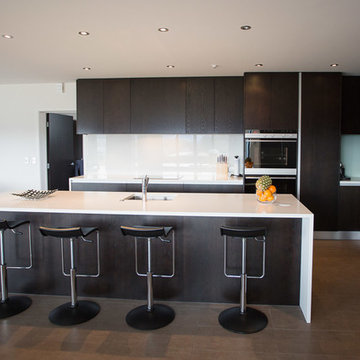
[255,63,263,67]
[158,27,169,32]
[211,64,219,69]
[78,31,90,36]
[166,65,175,68]
[330,63,339,67]
[241,25,252,30]
[82,67,91,71]
[2,34,14,39]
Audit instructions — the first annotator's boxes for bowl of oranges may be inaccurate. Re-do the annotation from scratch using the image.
[255,176,277,204]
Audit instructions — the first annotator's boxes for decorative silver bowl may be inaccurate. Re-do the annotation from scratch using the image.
[12,189,57,200]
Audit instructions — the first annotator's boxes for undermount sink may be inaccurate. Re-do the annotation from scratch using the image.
[121,194,176,201]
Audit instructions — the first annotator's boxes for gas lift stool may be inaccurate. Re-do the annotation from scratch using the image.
[39,226,100,326]
[0,220,33,318]
[121,225,175,330]
[218,226,268,334]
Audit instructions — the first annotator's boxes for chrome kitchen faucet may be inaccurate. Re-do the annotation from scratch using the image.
[142,175,149,201]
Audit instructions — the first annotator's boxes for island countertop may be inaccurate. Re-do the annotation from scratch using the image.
[0,191,312,218]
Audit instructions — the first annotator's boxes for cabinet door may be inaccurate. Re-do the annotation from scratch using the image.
[300,73,341,231]
[71,183,127,191]
[186,78,215,133]
[131,78,186,133]
[342,76,360,134]
[76,79,103,134]
[244,73,271,130]
[270,73,298,130]
[103,79,131,133]
[215,77,244,133]
[338,187,360,230]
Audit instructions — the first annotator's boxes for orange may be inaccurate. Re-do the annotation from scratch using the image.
[267,195,274,202]
[259,193,267,202]
[256,189,263,196]
[264,189,272,198]
[268,185,276,194]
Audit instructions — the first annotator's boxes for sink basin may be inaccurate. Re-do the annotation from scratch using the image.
[121,194,176,201]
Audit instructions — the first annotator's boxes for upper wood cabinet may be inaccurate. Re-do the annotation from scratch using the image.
[244,73,298,130]
[300,72,341,231]
[77,79,130,134]
[103,79,131,133]
[77,79,103,134]
[342,76,360,134]
[215,77,244,133]
[131,78,186,133]
[186,78,215,133]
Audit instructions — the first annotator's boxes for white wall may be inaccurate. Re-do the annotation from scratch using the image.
[0,83,76,192]
[83,134,244,179]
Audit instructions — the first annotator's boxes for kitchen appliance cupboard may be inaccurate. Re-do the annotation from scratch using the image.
[244,72,298,131]
[341,76,360,134]
[77,77,243,135]
[338,186,360,231]
[300,73,341,231]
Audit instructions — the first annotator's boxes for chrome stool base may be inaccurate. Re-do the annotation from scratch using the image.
[0,295,32,319]
[49,300,100,326]
[218,306,268,334]
[126,304,175,330]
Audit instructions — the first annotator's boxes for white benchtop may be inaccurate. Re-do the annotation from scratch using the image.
[69,174,243,186]
[340,177,360,186]
[0,191,311,218]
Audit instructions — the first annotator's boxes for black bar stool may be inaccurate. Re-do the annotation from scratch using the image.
[121,225,175,330]
[0,220,32,318]
[39,226,100,326]
[218,226,268,334]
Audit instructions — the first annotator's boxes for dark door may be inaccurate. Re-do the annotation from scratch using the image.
[47,113,76,190]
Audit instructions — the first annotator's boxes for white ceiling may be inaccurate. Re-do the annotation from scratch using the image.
[1,0,360,84]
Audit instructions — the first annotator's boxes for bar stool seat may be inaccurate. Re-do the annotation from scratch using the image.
[0,220,33,318]
[121,225,175,330]
[218,226,268,334]
[39,226,100,326]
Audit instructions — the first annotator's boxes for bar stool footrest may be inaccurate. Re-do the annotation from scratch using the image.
[218,306,268,334]
[49,300,100,326]
[0,295,32,319]
[126,304,175,330]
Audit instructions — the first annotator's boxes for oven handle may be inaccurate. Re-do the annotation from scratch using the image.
[245,139,297,143]
[245,176,297,180]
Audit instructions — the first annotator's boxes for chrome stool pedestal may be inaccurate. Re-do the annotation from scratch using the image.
[121,225,175,330]
[39,226,100,326]
[0,220,33,318]
[218,226,268,334]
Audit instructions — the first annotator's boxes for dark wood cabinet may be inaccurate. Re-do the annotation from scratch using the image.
[341,76,360,134]
[183,184,243,193]
[103,79,131,133]
[338,186,360,231]
[300,73,341,231]
[131,78,186,133]
[186,78,215,133]
[244,73,298,130]
[77,79,103,134]
[70,182,127,192]
[214,77,244,133]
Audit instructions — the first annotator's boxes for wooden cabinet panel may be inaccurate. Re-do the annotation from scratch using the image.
[215,77,244,133]
[244,73,271,130]
[300,73,341,231]
[71,182,127,191]
[270,73,298,130]
[131,78,186,133]
[338,187,360,231]
[76,79,103,134]
[103,79,131,133]
[342,76,360,134]
[183,184,243,193]
[186,78,215,133]
[244,73,298,130]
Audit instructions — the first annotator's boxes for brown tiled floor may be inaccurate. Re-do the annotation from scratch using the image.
[1,240,360,359]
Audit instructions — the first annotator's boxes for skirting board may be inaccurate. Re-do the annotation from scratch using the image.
[314,231,360,240]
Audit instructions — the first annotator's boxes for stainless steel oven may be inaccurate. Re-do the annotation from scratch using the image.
[245,131,297,175]
[245,175,297,196]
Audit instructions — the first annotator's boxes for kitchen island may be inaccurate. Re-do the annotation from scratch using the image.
[0,191,313,322]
